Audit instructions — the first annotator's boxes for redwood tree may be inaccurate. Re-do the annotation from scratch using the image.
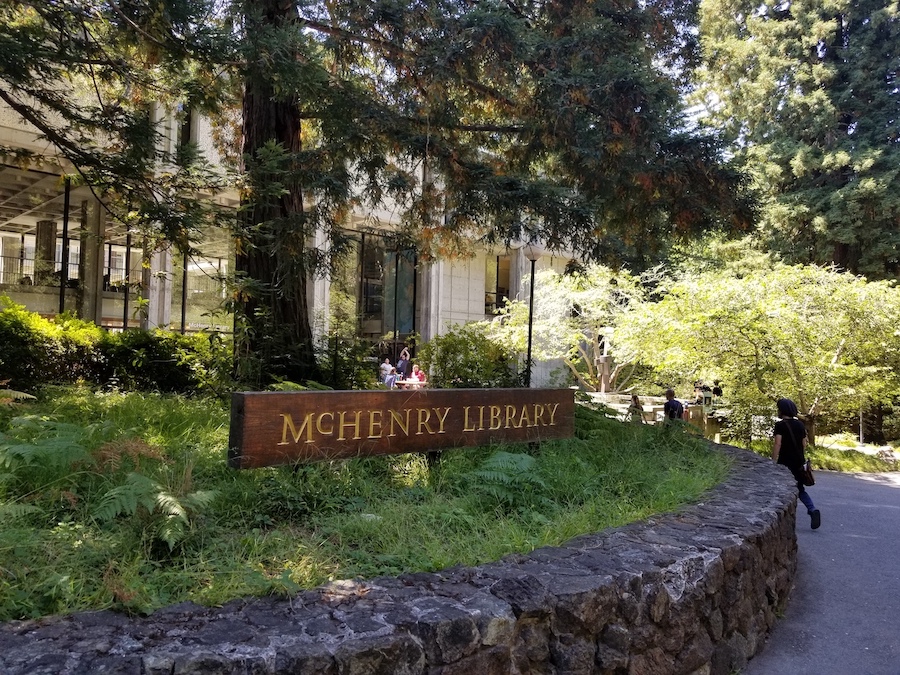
[695,0,900,277]
[1,0,755,386]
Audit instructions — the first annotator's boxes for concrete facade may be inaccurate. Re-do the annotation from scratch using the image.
[0,101,571,385]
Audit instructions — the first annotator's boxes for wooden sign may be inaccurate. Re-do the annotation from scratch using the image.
[228,388,575,469]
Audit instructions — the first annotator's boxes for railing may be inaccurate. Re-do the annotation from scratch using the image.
[0,256,79,286]
[185,273,226,295]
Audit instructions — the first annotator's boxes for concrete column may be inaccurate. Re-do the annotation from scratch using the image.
[1,235,23,284]
[311,228,330,339]
[78,200,105,324]
[141,244,173,329]
[34,219,57,284]
[418,259,444,341]
[511,247,527,302]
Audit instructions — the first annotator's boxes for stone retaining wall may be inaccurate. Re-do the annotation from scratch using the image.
[0,443,798,675]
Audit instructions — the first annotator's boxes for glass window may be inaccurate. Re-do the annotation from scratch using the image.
[485,255,510,314]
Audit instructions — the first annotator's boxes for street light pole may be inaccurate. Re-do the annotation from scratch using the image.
[523,244,541,388]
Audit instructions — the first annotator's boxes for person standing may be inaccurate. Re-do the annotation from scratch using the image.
[772,397,821,529]
[396,347,411,379]
[627,395,645,424]
[663,388,684,422]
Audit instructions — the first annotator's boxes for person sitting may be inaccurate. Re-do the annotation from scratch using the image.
[411,364,427,384]
[379,357,393,383]
[384,367,398,389]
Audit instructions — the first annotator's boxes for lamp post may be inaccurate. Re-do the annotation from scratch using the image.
[523,244,541,388]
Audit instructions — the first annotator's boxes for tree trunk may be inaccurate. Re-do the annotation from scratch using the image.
[235,0,321,387]
[862,404,886,446]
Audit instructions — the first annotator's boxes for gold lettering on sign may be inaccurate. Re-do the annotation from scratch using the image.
[368,410,383,439]
[272,398,562,448]
[547,403,559,426]
[489,405,502,430]
[432,407,450,434]
[518,405,532,428]
[505,404,517,429]
[389,409,411,437]
[279,413,314,445]
[417,408,433,435]
[317,412,334,436]
[463,406,477,432]
[338,410,362,441]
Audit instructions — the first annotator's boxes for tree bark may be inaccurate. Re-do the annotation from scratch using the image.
[862,404,886,446]
[236,0,321,386]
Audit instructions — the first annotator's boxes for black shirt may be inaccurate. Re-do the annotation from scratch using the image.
[774,418,807,469]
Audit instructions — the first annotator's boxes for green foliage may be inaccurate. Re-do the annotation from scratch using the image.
[467,451,549,510]
[614,262,900,439]
[2,0,753,386]
[0,386,727,621]
[0,416,93,504]
[490,265,646,391]
[0,297,104,390]
[93,473,218,551]
[695,0,900,277]
[0,296,233,395]
[97,329,233,395]
[314,334,379,391]
[417,322,523,388]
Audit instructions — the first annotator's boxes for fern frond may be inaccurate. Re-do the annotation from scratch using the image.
[154,488,218,550]
[155,491,188,522]
[0,389,36,401]
[468,450,548,508]
[0,502,43,522]
[0,416,90,471]
[92,473,159,522]
[157,516,188,551]
[184,490,219,510]
[92,438,166,472]
[471,470,516,485]
[479,451,538,474]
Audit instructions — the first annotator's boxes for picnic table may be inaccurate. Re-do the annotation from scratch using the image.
[396,379,427,389]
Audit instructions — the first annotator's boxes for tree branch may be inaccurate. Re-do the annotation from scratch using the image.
[300,18,519,111]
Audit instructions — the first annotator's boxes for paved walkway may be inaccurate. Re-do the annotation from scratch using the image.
[742,470,900,675]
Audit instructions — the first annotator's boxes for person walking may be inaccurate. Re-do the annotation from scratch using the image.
[772,397,821,529]
[663,388,684,422]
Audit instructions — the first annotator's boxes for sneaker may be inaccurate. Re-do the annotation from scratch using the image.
[810,509,821,530]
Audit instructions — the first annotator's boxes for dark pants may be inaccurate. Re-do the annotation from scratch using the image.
[797,482,815,513]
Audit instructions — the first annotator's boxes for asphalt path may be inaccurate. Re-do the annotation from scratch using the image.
[742,470,900,675]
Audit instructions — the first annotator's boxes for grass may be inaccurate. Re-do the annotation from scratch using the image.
[0,386,729,621]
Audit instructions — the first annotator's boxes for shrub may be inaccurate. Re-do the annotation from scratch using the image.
[0,298,104,390]
[0,296,232,395]
[0,296,55,391]
[417,322,523,388]
[97,330,232,394]
[315,334,379,390]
